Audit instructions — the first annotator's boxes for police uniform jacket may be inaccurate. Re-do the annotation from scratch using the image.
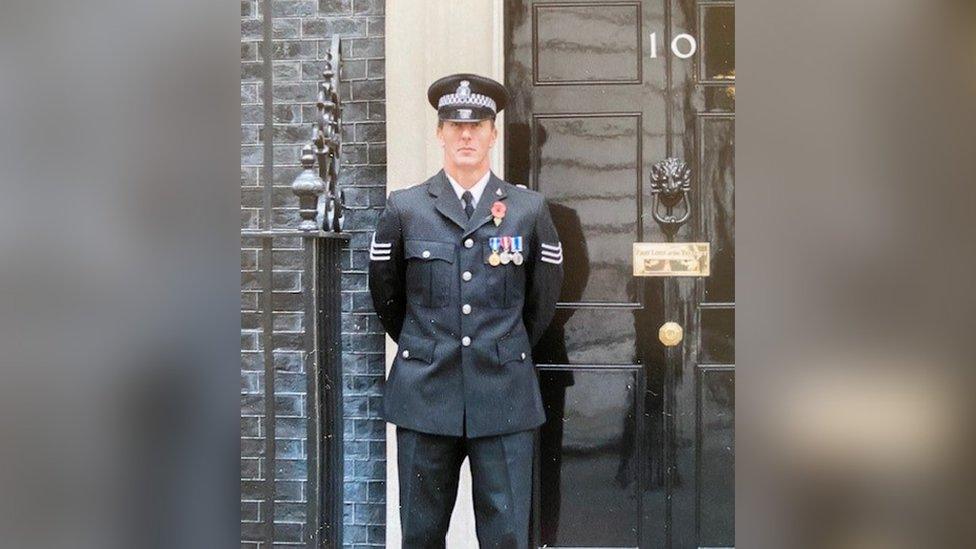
[368,169,564,438]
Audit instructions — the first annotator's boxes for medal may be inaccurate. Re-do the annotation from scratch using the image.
[499,236,511,264]
[488,237,501,267]
[511,236,524,265]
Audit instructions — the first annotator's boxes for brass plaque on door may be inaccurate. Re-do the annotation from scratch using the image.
[633,242,710,277]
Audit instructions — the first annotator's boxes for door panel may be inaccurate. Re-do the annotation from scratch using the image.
[534,3,643,84]
[506,0,734,547]
[534,113,642,304]
[699,307,733,364]
[700,117,735,304]
[544,307,641,364]
[700,3,735,82]
[698,366,734,546]
[538,368,641,546]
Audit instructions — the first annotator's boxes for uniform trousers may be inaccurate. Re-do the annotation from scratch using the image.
[396,419,536,549]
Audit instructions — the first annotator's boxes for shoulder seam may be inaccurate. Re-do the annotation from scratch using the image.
[387,189,404,227]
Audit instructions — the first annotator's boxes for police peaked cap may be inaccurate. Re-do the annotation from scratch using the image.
[427,73,509,122]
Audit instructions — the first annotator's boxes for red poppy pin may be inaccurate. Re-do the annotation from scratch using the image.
[491,201,506,226]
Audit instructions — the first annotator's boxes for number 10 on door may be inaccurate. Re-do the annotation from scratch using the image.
[650,32,698,59]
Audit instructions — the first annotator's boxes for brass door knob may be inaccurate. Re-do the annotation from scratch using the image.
[659,322,683,346]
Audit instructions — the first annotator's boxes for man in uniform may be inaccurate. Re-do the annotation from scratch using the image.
[368,73,564,548]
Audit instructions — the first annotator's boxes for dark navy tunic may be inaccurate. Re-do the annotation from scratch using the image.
[368,168,564,438]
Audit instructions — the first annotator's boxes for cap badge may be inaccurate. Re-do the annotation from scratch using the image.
[457,80,471,97]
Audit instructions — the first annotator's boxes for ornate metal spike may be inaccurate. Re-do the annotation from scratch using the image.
[292,145,325,231]
[290,36,347,232]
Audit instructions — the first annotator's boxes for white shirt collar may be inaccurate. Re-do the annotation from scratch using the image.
[445,169,492,209]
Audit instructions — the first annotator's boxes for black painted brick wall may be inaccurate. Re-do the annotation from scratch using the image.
[241,0,387,547]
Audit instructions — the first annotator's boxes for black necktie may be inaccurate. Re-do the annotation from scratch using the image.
[461,191,474,219]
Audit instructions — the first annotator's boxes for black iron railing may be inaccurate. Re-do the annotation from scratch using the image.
[241,35,350,549]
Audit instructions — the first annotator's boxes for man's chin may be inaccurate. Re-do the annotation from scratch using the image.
[452,156,483,167]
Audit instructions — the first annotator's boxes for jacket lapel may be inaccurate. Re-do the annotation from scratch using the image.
[462,171,507,239]
[429,169,510,238]
[428,169,468,231]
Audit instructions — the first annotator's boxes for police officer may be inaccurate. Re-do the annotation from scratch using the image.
[368,73,564,548]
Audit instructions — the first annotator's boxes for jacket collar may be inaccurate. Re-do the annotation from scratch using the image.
[428,168,508,238]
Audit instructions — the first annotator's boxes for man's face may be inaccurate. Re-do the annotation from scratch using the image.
[437,119,497,170]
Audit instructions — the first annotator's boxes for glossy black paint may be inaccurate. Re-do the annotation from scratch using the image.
[505,0,734,547]
[538,368,641,546]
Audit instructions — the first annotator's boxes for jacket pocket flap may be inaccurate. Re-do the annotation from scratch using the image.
[496,332,531,365]
[397,334,436,364]
[404,240,455,263]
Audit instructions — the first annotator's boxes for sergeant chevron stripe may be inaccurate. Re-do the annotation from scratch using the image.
[370,233,392,261]
[540,241,562,264]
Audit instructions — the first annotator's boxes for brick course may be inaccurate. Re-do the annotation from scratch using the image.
[241,0,386,546]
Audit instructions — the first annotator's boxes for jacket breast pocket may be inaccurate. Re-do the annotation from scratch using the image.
[482,242,523,308]
[404,240,456,308]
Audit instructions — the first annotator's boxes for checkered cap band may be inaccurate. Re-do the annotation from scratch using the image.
[437,92,497,113]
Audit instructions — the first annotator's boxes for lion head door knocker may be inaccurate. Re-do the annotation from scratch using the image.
[650,158,692,238]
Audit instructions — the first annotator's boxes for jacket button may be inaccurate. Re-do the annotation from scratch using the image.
[461,336,471,346]
[402,350,410,358]
[422,250,431,258]
[464,238,474,248]
[521,352,526,360]
[462,271,472,281]
[462,304,471,314]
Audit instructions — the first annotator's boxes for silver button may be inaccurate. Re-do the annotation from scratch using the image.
[422,250,431,258]
[462,271,472,281]
[402,350,410,358]
[464,238,474,248]
[521,352,526,360]
[461,336,471,347]
[462,304,472,314]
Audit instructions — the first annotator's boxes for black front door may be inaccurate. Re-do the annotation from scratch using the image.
[505,1,734,547]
